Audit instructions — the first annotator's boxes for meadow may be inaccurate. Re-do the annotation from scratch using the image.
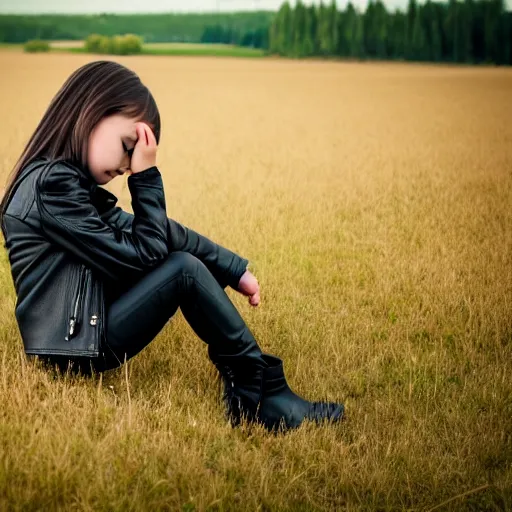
[47,40,266,58]
[0,51,511,511]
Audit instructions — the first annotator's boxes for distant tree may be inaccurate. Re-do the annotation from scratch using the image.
[114,34,143,55]
[374,0,389,58]
[98,36,113,54]
[406,0,418,58]
[484,0,504,62]
[316,0,338,55]
[411,4,427,60]
[429,2,443,61]
[265,0,511,65]
[354,6,365,58]
[388,9,406,59]
[8,3,512,65]
[269,11,280,52]
[444,0,461,61]
[269,2,293,55]
[292,1,307,57]
[316,1,325,53]
[239,27,268,48]
[459,0,474,62]
[84,33,142,55]
[364,0,388,58]
[0,12,274,47]
[307,5,319,54]
[23,39,50,52]
[336,5,346,56]
[329,0,340,55]
[84,33,104,53]
[303,5,315,56]
[503,10,512,64]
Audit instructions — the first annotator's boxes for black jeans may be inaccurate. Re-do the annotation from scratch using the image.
[39,251,261,375]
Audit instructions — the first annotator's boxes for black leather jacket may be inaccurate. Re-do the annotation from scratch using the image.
[1,157,248,358]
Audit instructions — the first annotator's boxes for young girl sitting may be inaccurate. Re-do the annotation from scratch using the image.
[0,60,344,433]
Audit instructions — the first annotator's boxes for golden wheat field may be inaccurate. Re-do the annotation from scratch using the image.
[0,50,511,511]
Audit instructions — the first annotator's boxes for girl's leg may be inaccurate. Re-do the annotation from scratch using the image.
[40,250,344,431]
[99,251,266,372]
[37,251,261,378]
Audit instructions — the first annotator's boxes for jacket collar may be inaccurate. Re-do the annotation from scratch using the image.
[81,169,120,215]
[34,157,120,214]
[90,185,119,214]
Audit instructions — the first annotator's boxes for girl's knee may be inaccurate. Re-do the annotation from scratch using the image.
[165,251,203,275]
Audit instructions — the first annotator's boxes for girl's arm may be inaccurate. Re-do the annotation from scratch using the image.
[166,218,248,290]
[103,205,248,290]
[36,161,169,282]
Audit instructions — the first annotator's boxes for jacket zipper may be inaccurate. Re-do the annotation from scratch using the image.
[88,271,105,358]
[87,268,99,328]
[66,265,87,340]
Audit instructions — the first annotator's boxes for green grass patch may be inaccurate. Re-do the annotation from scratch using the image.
[54,45,266,58]
[0,43,23,50]
[1,41,267,58]
[51,47,86,53]
[141,44,266,58]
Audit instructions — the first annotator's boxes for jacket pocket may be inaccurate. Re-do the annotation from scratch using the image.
[65,264,88,341]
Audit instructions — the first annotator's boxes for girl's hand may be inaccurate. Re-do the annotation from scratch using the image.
[130,122,157,174]
[237,270,260,307]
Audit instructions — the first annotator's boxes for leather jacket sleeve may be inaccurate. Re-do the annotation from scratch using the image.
[36,162,169,282]
[103,206,248,290]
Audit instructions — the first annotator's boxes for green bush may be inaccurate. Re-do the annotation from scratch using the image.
[23,40,50,53]
[84,33,143,55]
[109,35,124,55]
[84,33,105,53]
[98,36,113,54]
[117,34,143,55]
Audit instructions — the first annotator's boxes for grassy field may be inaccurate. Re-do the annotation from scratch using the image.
[0,41,266,58]
[48,40,266,58]
[0,42,23,50]
[142,42,266,58]
[0,50,511,511]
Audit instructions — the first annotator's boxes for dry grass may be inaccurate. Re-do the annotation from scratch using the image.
[48,40,86,48]
[47,41,246,49]
[0,51,511,511]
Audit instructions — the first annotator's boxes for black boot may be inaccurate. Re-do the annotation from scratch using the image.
[256,354,345,432]
[208,344,268,427]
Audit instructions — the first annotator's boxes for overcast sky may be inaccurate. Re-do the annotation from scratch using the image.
[1,0,511,13]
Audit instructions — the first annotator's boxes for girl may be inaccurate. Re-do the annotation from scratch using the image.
[0,60,344,433]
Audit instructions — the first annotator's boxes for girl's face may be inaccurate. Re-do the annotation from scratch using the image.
[87,113,142,185]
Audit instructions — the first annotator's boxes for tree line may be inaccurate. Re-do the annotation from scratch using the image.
[270,0,511,64]
[200,25,269,48]
[1,2,510,65]
[0,12,273,47]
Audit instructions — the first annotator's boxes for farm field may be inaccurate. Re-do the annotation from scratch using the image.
[140,42,265,57]
[46,40,267,57]
[0,41,266,58]
[0,51,511,510]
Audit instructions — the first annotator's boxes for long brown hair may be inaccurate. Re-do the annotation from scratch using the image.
[0,60,161,223]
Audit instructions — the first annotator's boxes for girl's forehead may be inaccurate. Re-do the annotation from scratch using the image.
[104,112,154,140]
[107,114,139,136]
[113,113,139,125]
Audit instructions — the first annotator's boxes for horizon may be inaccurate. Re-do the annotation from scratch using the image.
[3,0,511,16]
